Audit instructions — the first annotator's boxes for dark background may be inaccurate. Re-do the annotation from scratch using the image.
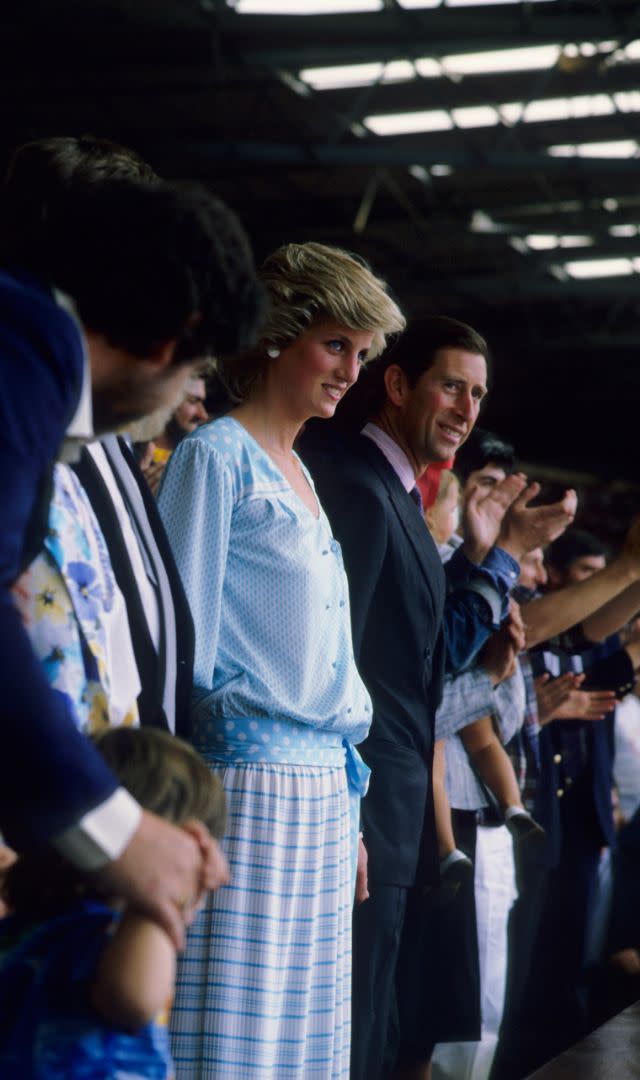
[4,0,640,489]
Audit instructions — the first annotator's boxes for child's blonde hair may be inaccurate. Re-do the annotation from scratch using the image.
[3,728,225,918]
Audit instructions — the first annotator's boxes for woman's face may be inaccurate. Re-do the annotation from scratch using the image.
[267,320,374,421]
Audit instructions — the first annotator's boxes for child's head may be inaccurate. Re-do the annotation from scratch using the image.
[94,728,226,839]
[3,729,225,919]
[425,469,460,545]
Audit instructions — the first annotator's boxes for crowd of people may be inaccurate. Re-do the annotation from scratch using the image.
[0,132,639,1080]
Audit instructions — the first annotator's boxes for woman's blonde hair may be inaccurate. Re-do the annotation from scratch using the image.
[218,241,405,401]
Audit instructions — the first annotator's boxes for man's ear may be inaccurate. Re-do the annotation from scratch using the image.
[383,363,408,408]
[145,338,178,371]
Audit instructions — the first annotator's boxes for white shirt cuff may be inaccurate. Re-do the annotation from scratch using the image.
[52,787,142,871]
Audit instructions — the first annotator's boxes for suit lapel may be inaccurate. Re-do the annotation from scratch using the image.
[356,436,445,606]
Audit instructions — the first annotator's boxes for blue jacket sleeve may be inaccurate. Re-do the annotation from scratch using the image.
[442,545,519,673]
[0,275,118,849]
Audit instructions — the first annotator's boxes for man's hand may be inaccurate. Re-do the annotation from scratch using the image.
[610,948,640,976]
[498,484,577,562]
[462,473,527,564]
[91,810,228,950]
[481,602,525,686]
[534,672,616,725]
[552,687,617,721]
[355,834,369,905]
[140,448,167,498]
[506,599,526,653]
[534,672,578,725]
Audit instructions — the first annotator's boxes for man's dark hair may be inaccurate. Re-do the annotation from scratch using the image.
[453,428,515,486]
[364,316,488,420]
[1,135,264,361]
[45,179,264,361]
[1,135,158,273]
[547,528,608,573]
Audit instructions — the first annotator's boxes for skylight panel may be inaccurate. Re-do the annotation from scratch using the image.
[231,0,383,13]
[446,0,554,6]
[397,0,554,7]
[559,236,593,248]
[609,224,638,238]
[521,95,614,123]
[451,105,499,128]
[548,140,638,158]
[526,235,593,250]
[365,91,624,138]
[502,94,617,125]
[365,109,453,135]
[300,60,414,90]
[413,58,443,78]
[526,235,557,250]
[500,103,524,125]
[569,94,615,119]
[441,45,561,76]
[564,257,634,278]
[613,91,640,113]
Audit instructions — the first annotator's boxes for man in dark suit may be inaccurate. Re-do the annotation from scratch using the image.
[301,318,567,1078]
[0,137,262,945]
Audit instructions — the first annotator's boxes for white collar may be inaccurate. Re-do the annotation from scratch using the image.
[361,422,416,493]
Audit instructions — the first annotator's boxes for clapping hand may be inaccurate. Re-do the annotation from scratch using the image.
[534,672,616,726]
[462,473,527,564]
[498,484,577,562]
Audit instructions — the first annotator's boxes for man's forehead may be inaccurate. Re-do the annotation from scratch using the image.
[430,347,487,386]
[186,376,206,395]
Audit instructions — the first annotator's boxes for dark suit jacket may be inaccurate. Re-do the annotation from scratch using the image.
[533,644,632,863]
[73,437,195,737]
[0,271,119,849]
[301,430,445,887]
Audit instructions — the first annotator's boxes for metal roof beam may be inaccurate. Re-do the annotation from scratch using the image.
[173,138,640,173]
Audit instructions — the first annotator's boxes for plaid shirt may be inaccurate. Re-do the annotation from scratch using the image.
[436,663,526,810]
[507,651,541,814]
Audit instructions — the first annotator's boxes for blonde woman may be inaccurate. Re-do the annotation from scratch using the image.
[158,243,405,1078]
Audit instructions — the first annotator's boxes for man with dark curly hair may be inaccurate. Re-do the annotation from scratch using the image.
[0,136,263,948]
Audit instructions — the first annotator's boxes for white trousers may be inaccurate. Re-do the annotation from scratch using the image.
[431,825,517,1080]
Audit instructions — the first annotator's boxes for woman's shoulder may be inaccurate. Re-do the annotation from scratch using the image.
[194,416,288,493]
[171,417,243,481]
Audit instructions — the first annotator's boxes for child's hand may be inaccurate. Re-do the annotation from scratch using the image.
[93,811,214,950]
[178,820,230,921]
[355,834,369,905]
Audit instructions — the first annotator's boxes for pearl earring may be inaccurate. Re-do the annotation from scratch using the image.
[266,346,280,359]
